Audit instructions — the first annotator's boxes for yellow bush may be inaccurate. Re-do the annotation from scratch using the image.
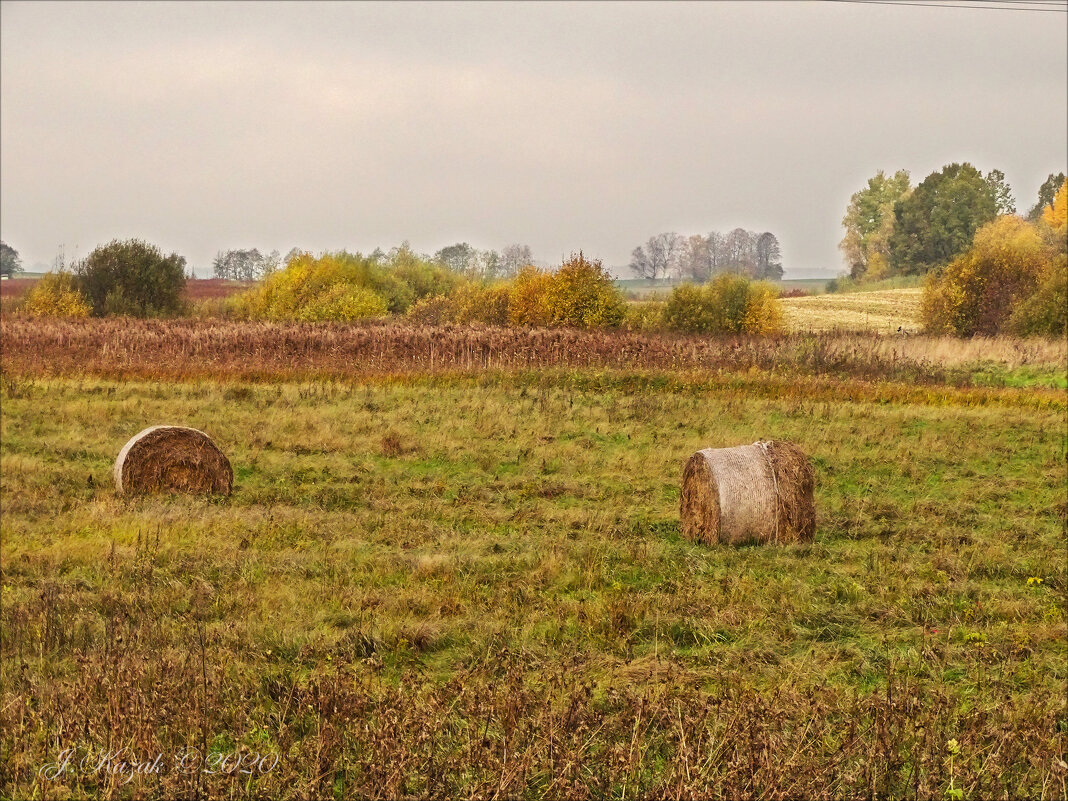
[1042,178,1067,231]
[623,301,665,332]
[453,283,511,326]
[540,252,626,329]
[404,282,511,326]
[1006,254,1067,337]
[507,255,625,329]
[921,215,1050,336]
[508,266,555,327]
[295,283,388,322]
[19,272,92,318]
[663,275,783,335]
[231,252,389,321]
[741,282,784,334]
[405,295,459,325]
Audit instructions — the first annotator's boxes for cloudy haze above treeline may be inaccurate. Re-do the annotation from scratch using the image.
[1,0,1065,277]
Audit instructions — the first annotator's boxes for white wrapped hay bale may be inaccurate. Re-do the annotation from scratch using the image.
[114,426,233,495]
[680,440,815,546]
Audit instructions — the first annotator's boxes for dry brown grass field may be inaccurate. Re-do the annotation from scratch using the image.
[2,317,1064,390]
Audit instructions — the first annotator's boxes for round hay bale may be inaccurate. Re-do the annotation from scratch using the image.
[680,440,815,546]
[114,426,233,495]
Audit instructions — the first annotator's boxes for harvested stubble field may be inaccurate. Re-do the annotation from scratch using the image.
[781,288,924,333]
[1,318,1066,799]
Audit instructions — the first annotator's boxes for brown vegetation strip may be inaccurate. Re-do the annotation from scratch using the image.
[0,277,38,298]
[1,318,1063,404]
[183,278,254,300]
[2,645,1063,800]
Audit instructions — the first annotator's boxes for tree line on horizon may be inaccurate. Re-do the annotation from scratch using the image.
[4,165,1064,338]
[628,229,783,282]
[207,242,537,283]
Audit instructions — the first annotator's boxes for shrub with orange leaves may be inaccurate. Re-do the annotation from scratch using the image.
[508,266,555,327]
[540,252,626,329]
[921,215,1054,336]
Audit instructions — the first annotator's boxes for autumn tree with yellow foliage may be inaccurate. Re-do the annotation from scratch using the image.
[922,212,1065,337]
[1041,178,1067,232]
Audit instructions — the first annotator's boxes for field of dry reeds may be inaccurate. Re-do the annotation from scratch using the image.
[2,317,1064,390]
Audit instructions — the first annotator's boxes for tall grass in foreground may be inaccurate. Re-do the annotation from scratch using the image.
[2,318,1065,388]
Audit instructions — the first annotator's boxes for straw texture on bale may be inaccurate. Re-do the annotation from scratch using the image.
[680,440,815,546]
[114,426,233,495]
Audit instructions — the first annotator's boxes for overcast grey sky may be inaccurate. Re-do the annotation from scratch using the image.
[1,1,1065,277]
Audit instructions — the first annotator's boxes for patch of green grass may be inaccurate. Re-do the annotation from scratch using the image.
[968,364,1068,389]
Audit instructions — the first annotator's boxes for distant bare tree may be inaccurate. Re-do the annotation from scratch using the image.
[434,242,479,273]
[677,234,711,280]
[434,242,502,279]
[480,249,501,279]
[724,228,756,276]
[707,231,726,276]
[631,228,783,281]
[629,244,655,279]
[499,243,534,277]
[213,248,272,281]
[263,249,282,276]
[629,232,683,280]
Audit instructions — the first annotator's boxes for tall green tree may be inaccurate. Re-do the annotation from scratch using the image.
[888,163,1001,276]
[984,169,1015,215]
[0,241,23,278]
[839,169,911,280]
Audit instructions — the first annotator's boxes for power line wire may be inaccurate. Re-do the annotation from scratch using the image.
[824,0,1067,11]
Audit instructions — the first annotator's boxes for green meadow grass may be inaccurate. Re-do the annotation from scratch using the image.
[3,375,1063,683]
[1,372,1065,797]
